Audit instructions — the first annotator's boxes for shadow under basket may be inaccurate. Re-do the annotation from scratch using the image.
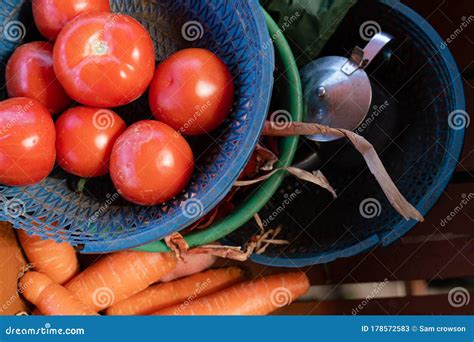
[0,0,274,252]
[226,0,466,267]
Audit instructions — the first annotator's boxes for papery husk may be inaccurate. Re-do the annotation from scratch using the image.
[235,167,336,198]
[239,143,279,180]
[164,233,190,260]
[254,144,279,172]
[164,214,289,262]
[262,121,424,222]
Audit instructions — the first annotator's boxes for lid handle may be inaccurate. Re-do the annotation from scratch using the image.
[342,32,393,75]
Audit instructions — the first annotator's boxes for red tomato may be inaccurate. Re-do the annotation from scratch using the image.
[53,12,155,108]
[110,121,194,206]
[32,0,110,41]
[149,48,234,135]
[55,107,126,178]
[6,42,72,114]
[0,98,56,186]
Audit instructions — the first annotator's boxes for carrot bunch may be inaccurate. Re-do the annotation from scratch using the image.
[16,231,309,316]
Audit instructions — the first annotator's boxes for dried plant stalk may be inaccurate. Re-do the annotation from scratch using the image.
[235,167,336,198]
[263,121,345,138]
[164,233,190,260]
[254,143,279,172]
[262,121,424,222]
[165,220,289,262]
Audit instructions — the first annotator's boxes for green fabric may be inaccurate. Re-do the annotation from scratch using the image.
[263,0,357,65]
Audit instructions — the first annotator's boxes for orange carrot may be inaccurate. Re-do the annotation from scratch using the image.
[154,272,309,316]
[17,229,79,284]
[106,267,244,315]
[160,252,216,282]
[66,251,176,311]
[20,272,97,316]
[36,283,98,315]
[19,271,53,304]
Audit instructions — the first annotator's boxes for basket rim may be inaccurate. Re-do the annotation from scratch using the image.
[133,9,304,253]
[250,0,466,267]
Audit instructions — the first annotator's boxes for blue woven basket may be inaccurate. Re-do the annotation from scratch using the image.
[227,0,466,267]
[0,0,274,252]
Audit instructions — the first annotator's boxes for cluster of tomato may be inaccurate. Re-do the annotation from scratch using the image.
[0,0,234,206]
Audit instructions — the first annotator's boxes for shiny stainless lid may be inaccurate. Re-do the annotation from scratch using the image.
[300,32,392,142]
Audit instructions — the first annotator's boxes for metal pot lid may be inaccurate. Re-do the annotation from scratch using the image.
[300,32,392,142]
